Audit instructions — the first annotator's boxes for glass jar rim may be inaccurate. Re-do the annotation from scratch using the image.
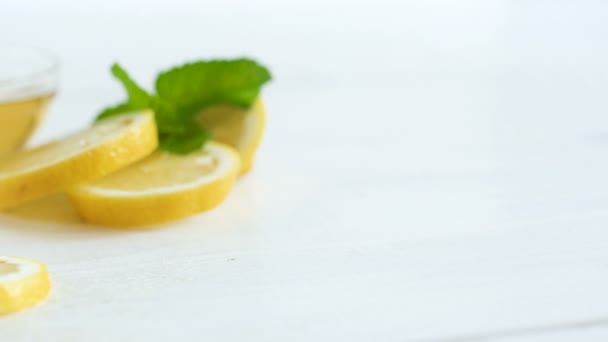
[0,45,60,83]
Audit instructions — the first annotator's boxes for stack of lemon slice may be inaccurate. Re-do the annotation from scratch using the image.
[0,99,266,227]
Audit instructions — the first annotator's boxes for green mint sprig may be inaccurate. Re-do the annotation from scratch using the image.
[97,58,272,154]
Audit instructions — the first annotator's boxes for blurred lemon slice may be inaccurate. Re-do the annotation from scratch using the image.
[0,112,158,210]
[0,256,51,315]
[198,99,265,175]
[69,141,240,227]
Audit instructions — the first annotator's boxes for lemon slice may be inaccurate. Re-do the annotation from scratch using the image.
[0,112,158,210]
[69,141,240,227]
[0,256,51,315]
[197,98,266,175]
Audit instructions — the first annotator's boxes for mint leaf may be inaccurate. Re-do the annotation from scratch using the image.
[97,58,272,155]
[155,58,272,116]
[159,124,211,155]
[97,102,134,121]
[110,63,153,108]
[96,63,203,153]
[95,63,155,122]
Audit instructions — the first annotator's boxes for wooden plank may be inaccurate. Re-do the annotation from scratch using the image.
[1,211,608,341]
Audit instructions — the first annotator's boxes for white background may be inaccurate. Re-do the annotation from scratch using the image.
[2,1,608,341]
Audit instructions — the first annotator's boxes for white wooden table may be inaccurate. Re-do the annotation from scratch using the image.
[2,1,608,341]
